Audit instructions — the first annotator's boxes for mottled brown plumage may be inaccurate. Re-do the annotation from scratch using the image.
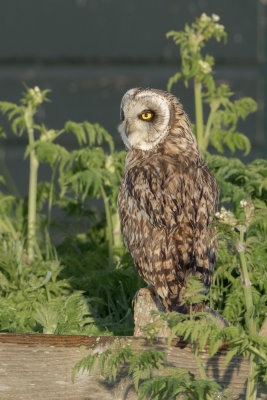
[118,88,219,312]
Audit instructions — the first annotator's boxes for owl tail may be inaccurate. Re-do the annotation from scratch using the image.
[157,272,208,314]
[162,294,205,314]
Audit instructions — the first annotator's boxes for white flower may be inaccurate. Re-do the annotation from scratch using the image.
[240,200,254,226]
[212,14,220,22]
[215,24,225,32]
[215,207,237,226]
[240,199,248,208]
[29,86,43,104]
[198,60,212,74]
[200,13,210,23]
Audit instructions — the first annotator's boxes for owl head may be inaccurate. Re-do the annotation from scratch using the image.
[118,87,186,151]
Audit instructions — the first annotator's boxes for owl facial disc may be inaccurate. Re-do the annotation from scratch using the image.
[118,88,171,151]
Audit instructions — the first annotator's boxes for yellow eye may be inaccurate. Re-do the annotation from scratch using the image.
[141,111,153,121]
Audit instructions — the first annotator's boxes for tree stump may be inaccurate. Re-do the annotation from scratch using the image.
[133,286,170,337]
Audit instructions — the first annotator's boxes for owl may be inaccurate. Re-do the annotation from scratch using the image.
[117,87,219,313]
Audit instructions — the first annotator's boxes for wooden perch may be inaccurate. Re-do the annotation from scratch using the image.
[0,290,265,399]
[0,291,264,400]
[0,331,265,399]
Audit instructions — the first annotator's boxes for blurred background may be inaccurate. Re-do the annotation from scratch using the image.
[0,0,266,197]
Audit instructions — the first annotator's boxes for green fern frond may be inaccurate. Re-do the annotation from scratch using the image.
[129,350,167,391]
[167,72,181,93]
[107,346,133,381]
[64,120,114,153]
[99,348,113,377]
[72,353,99,382]
[180,275,206,308]
[0,101,22,118]
[137,373,221,400]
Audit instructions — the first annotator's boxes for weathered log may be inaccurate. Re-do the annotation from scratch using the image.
[0,332,266,399]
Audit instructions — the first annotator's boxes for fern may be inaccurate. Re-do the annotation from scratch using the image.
[180,275,206,310]
[138,374,222,400]
[72,346,131,382]
[72,352,102,382]
[129,350,167,391]
[64,120,114,153]
[0,101,24,136]
[72,345,223,399]
[107,346,133,381]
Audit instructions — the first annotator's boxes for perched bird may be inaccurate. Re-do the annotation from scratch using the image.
[117,88,219,313]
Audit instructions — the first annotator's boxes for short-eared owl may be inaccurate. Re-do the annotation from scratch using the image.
[118,88,219,312]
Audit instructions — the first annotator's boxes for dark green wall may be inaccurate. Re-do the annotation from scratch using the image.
[0,0,265,196]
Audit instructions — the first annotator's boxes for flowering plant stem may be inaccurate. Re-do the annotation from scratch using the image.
[25,105,39,261]
[203,103,218,150]
[189,296,213,400]
[100,184,114,264]
[194,79,204,154]
[192,342,207,378]
[193,347,213,400]
[238,230,256,335]
[238,228,257,400]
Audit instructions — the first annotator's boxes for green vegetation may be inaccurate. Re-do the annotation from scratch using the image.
[167,13,257,156]
[0,12,266,400]
[0,86,142,336]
